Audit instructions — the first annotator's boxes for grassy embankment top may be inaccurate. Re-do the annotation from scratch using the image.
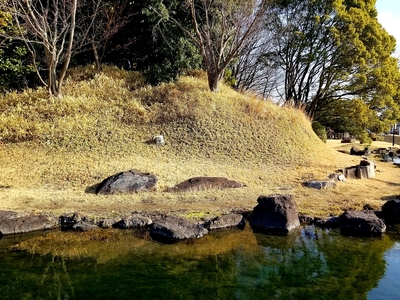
[0,66,397,219]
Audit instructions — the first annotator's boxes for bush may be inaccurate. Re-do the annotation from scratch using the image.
[359,131,372,146]
[312,121,327,143]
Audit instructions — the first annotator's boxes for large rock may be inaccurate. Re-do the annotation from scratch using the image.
[381,199,400,224]
[204,214,245,230]
[0,213,58,236]
[350,147,366,156]
[249,194,300,235]
[304,180,336,190]
[168,177,243,192]
[339,210,386,236]
[96,169,158,194]
[150,216,208,242]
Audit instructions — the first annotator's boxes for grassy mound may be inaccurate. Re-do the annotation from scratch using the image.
[0,66,326,165]
[0,66,393,218]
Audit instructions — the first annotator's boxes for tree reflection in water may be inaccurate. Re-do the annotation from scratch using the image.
[0,224,396,300]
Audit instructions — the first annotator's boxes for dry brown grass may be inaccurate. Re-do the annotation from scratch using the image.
[0,66,399,220]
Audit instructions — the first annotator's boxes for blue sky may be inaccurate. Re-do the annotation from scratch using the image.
[376,0,400,55]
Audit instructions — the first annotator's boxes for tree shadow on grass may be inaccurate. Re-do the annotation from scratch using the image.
[381,195,400,201]
[372,178,400,187]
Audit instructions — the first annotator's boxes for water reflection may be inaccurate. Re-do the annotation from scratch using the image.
[0,225,398,299]
[368,229,400,300]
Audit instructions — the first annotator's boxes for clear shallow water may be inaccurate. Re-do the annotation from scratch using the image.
[367,241,400,300]
[0,224,399,300]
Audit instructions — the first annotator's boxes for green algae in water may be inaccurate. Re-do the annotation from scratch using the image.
[0,225,399,300]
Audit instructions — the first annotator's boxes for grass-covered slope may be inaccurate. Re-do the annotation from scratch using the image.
[0,66,394,218]
[0,66,326,165]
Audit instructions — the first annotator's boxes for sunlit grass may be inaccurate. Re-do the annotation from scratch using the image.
[0,65,398,219]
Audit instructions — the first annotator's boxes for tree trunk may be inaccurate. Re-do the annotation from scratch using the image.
[91,39,101,71]
[207,69,223,92]
[307,95,320,121]
[45,48,61,97]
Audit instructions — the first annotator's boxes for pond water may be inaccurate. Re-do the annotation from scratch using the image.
[0,224,399,300]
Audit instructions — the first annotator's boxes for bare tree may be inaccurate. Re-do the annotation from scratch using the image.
[0,0,78,97]
[153,0,271,91]
[0,0,132,96]
[231,25,279,99]
[74,0,133,71]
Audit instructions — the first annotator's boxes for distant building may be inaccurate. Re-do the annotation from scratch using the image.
[390,123,400,134]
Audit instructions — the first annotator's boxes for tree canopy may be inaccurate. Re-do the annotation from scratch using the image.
[258,0,399,121]
[148,0,271,91]
[0,0,399,135]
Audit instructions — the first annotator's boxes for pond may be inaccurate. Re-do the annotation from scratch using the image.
[0,224,399,300]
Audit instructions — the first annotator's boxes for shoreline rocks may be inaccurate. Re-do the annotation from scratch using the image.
[203,213,245,230]
[150,216,208,243]
[339,210,386,237]
[249,194,300,235]
[1,196,398,241]
[0,212,58,236]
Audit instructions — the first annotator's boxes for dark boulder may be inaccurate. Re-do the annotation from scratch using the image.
[0,213,58,236]
[350,147,366,156]
[381,200,400,224]
[249,194,300,235]
[339,210,386,236]
[150,216,208,242]
[96,169,158,194]
[59,212,85,226]
[113,214,153,229]
[168,177,243,192]
[204,214,245,230]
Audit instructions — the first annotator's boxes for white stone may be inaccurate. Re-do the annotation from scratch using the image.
[153,135,165,145]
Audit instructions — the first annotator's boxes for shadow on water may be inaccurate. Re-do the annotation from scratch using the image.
[0,224,397,300]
